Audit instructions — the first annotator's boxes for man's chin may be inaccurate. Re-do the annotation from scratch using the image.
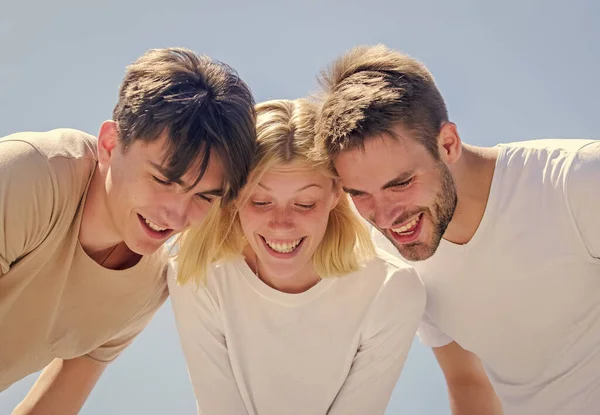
[398,245,436,261]
[389,238,437,262]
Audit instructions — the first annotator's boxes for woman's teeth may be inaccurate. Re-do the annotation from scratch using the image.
[264,237,303,253]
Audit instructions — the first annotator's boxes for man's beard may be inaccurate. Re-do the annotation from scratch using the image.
[383,163,457,261]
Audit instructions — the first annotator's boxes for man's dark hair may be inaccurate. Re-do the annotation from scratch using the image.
[113,47,256,204]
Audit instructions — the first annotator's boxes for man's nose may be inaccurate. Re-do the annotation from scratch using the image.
[163,196,191,230]
[372,198,399,229]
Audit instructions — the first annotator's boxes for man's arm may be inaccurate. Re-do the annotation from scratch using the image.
[566,141,600,259]
[433,341,503,415]
[12,356,107,415]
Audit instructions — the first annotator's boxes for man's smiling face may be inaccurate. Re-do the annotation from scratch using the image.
[333,124,457,261]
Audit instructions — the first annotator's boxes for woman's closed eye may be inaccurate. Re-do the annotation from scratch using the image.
[295,203,315,210]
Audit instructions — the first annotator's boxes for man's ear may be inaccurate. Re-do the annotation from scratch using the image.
[97,121,119,164]
[437,122,462,165]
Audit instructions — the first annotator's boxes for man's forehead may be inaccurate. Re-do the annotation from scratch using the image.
[183,155,224,191]
[151,149,223,190]
[335,136,402,167]
[334,138,421,191]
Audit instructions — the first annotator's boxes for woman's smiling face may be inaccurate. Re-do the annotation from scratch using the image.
[238,160,340,291]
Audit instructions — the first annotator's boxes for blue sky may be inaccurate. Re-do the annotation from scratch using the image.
[1,0,598,413]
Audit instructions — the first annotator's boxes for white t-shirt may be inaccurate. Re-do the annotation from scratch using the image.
[374,139,600,415]
[168,250,425,415]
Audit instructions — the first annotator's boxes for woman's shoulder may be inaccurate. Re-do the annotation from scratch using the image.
[360,248,420,280]
[358,248,426,311]
[167,255,246,293]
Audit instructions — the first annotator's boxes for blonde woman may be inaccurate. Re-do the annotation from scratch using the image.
[168,99,425,415]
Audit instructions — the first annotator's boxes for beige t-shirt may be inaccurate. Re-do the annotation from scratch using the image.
[0,129,168,392]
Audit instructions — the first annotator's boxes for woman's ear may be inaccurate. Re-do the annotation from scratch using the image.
[330,179,343,211]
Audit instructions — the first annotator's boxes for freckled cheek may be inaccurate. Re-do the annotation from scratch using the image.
[238,211,265,233]
[299,210,329,234]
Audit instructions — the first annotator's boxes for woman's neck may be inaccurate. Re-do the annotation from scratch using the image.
[243,246,321,294]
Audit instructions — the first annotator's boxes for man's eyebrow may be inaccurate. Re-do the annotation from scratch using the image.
[196,188,224,197]
[148,161,184,186]
[150,161,221,194]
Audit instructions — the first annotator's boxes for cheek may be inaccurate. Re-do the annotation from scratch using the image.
[187,203,211,226]
[108,177,138,207]
[351,197,371,212]
[301,209,330,236]
[390,186,424,208]
[238,209,263,235]
[414,186,438,207]
[129,182,160,206]
[350,197,378,220]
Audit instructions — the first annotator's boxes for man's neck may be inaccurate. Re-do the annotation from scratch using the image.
[443,144,499,245]
[79,167,124,258]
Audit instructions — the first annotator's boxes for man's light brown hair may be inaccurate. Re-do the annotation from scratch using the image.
[113,47,256,205]
[315,44,448,161]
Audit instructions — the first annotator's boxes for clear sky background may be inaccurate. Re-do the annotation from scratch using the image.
[1,0,598,413]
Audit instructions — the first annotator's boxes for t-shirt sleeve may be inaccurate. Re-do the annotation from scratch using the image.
[566,141,600,260]
[0,139,55,275]
[167,261,248,415]
[417,312,454,348]
[85,325,146,362]
[328,266,426,415]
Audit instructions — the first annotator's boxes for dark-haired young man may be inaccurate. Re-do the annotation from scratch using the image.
[315,44,599,415]
[0,47,256,414]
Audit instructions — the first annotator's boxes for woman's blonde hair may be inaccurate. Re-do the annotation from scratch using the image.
[176,98,375,285]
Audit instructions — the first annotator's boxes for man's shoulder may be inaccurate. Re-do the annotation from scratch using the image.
[1,129,98,216]
[497,138,596,164]
[491,139,597,199]
[0,128,98,162]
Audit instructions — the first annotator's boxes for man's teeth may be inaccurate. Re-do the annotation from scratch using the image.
[144,217,167,232]
[265,238,303,253]
[392,216,420,234]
